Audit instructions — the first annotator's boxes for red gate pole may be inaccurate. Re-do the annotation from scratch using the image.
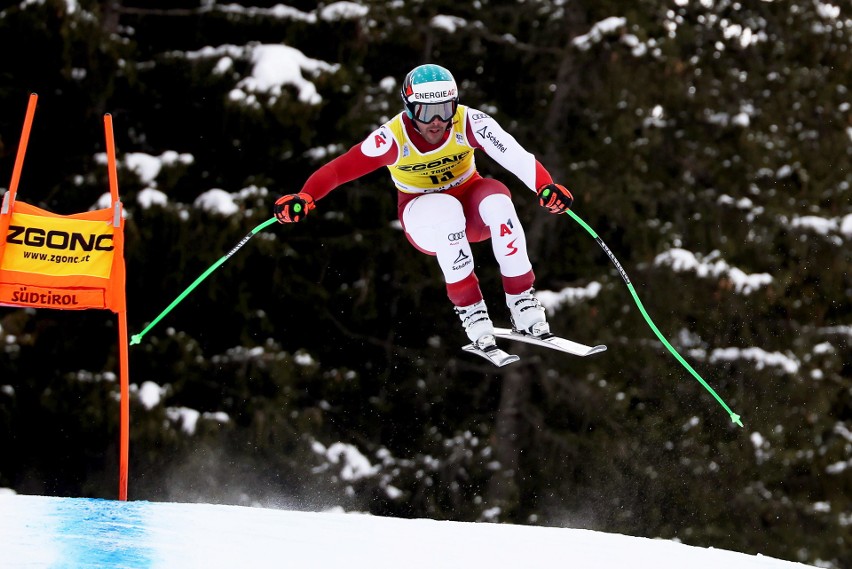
[104,113,130,501]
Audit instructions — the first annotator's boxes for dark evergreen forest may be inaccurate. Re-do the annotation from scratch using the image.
[0,1,850,567]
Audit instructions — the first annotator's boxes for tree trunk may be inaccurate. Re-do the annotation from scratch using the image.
[485,364,531,518]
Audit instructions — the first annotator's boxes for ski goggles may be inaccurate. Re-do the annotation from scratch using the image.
[407,99,457,123]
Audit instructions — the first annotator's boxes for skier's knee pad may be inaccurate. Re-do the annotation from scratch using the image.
[403,194,466,252]
[478,193,518,226]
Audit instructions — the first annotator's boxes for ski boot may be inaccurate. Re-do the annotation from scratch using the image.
[454,299,496,349]
[506,288,550,337]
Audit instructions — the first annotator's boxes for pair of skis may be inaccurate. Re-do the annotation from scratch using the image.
[462,327,607,367]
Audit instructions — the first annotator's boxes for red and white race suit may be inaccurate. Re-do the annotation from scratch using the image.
[298,105,555,307]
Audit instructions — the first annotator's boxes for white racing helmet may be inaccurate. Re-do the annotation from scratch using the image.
[400,64,459,123]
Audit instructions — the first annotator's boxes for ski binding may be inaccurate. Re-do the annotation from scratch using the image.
[492,327,607,357]
[461,340,520,367]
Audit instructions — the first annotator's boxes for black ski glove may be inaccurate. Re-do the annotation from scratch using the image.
[274,193,315,223]
[537,183,574,214]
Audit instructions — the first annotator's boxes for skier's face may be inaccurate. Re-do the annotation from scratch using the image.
[415,116,450,145]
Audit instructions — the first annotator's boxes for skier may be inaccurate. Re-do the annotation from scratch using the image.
[273,64,574,351]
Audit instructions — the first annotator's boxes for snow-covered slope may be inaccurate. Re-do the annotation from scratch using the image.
[0,492,815,568]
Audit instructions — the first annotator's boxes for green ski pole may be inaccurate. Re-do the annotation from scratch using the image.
[564,208,743,427]
[130,216,278,346]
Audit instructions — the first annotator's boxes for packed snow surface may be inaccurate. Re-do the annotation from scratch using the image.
[0,492,816,568]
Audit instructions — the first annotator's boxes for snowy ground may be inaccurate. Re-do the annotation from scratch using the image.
[0,491,816,568]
